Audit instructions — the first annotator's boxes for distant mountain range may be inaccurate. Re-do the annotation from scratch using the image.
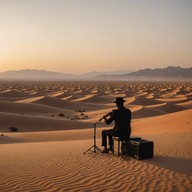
[0,69,133,80]
[127,66,192,78]
[100,66,192,80]
[0,69,73,80]
[0,66,191,80]
[81,70,134,77]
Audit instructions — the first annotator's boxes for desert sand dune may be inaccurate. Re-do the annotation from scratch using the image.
[145,93,154,99]
[0,81,191,192]
[56,91,76,98]
[29,91,38,95]
[48,91,65,97]
[60,94,79,101]
[186,92,192,96]
[71,94,95,102]
[15,96,45,103]
[0,90,30,97]
[0,112,92,132]
[127,104,143,112]
[62,95,73,100]
[1,108,191,143]
[0,129,94,144]
[66,92,90,101]
[177,100,192,107]
[34,96,108,111]
[145,102,167,108]
[160,90,179,97]
[73,89,82,93]
[156,97,188,102]
[0,89,11,93]
[132,107,166,118]
[82,94,115,104]
[134,91,148,97]
[0,96,30,102]
[132,108,192,135]
[124,96,135,104]
[0,100,66,115]
[0,81,191,127]
[130,97,163,106]
[152,102,188,113]
[91,89,98,93]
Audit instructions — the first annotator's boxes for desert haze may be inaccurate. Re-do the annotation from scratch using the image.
[0,66,191,80]
[0,81,192,192]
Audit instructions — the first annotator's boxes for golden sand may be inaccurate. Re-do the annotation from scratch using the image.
[0,81,192,191]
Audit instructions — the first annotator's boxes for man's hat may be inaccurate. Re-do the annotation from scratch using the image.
[113,97,125,104]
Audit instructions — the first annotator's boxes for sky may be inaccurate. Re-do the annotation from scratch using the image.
[0,0,191,73]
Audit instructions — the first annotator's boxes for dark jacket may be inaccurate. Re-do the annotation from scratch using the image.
[105,107,131,138]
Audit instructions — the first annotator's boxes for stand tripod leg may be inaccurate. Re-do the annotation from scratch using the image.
[83,120,102,155]
[95,145,102,153]
[83,145,94,154]
[83,144,102,154]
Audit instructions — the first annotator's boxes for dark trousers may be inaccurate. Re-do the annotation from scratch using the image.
[102,129,114,148]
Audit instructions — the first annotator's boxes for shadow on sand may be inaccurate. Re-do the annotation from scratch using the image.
[144,155,192,176]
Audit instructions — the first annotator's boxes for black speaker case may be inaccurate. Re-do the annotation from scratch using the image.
[126,140,154,160]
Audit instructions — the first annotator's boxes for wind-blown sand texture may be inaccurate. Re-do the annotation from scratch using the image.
[0,81,192,192]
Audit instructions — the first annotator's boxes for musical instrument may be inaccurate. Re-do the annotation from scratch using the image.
[99,112,113,121]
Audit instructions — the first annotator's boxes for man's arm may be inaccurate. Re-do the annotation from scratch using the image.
[104,111,115,125]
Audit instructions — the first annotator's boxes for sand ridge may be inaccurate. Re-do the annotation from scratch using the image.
[0,81,191,132]
[0,81,191,131]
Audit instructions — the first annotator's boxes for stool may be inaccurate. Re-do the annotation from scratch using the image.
[113,137,129,157]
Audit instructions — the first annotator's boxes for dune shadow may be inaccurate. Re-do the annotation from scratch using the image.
[144,155,192,176]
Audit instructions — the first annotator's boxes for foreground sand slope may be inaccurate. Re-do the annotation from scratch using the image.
[0,134,191,192]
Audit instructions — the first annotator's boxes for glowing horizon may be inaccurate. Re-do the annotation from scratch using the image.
[0,0,191,73]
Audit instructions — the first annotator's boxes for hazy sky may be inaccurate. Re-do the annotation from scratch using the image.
[0,0,191,73]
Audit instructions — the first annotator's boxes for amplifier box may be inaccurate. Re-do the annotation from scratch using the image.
[124,140,154,160]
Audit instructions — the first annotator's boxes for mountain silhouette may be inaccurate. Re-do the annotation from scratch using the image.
[0,69,133,80]
[0,67,191,80]
[127,66,192,78]
[0,69,73,80]
[99,66,192,79]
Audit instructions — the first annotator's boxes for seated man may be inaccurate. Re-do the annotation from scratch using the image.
[101,97,131,153]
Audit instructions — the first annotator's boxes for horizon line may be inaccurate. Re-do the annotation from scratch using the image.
[0,65,190,74]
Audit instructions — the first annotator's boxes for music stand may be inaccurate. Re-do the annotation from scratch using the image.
[83,119,102,154]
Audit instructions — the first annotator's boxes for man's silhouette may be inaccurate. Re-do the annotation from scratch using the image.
[101,97,131,153]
